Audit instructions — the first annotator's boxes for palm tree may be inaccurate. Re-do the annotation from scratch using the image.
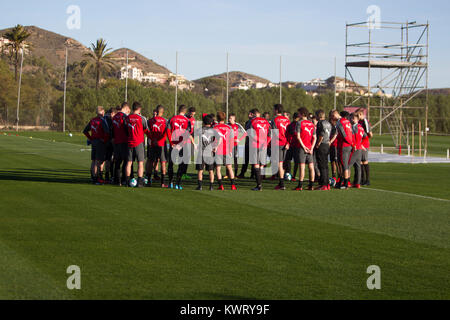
[3,24,31,81]
[83,38,115,90]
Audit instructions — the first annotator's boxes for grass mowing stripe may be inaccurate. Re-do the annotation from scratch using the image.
[362,187,450,203]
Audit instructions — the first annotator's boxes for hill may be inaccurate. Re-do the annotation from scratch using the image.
[109,48,171,74]
[195,71,271,85]
[0,25,89,67]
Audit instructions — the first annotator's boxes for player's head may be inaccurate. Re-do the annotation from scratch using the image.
[284,112,291,119]
[121,102,130,115]
[315,109,326,120]
[330,109,341,121]
[107,107,116,118]
[178,104,188,115]
[351,113,359,124]
[248,110,255,119]
[228,113,236,124]
[298,107,309,119]
[273,104,284,115]
[251,108,261,118]
[96,106,105,117]
[132,102,142,114]
[356,108,366,120]
[216,111,226,123]
[115,105,121,112]
[188,107,196,117]
[203,115,214,127]
[263,112,270,120]
[340,111,350,120]
[293,112,300,121]
[156,105,164,116]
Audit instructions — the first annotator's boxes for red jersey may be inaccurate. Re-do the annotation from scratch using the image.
[353,123,366,150]
[271,115,291,147]
[214,123,233,156]
[167,115,190,146]
[111,112,128,144]
[229,123,244,147]
[250,117,271,149]
[359,119,371,149]
[83,116,109,142]
[336,118,354,148]
[147,116,167,147]
[295,120,316,150]
[125,113,148,148]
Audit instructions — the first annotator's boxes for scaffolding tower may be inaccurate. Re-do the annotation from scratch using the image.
[344,21,429,150]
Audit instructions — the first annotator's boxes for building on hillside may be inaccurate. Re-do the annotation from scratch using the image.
[299,78,327,91]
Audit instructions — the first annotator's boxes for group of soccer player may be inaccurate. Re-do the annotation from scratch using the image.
[83,101,372,191]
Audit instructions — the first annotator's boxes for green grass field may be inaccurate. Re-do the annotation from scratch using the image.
[371,134,450,157]
[0,131,449,300]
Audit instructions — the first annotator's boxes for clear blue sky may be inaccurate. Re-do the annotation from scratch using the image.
[2,0,450,87]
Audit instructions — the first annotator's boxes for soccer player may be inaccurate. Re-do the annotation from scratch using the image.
[237,110,256,179]
[315,110,332,190]
[328,111,339,180]
[167,105,194,190]
[357,109,373,185]
[249,109,271,191]
[83,106,110,184]
[124,102,149,188]
[294,107,317,191]
[311,114,320,183]
[228,113,246,177]
[103,107,116,183]
[111,102,130,186]
[146,105,169,188]
[270,104,290,190]
[196,115,216,191]
[349,113,366,189]
[186,107,196,135]
[213,111,237,190]
[284,112,300,181]
[333,110,354,189]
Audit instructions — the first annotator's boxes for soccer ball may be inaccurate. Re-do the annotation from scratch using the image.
[69,133,73,137]
[329,177,337,187]
[129,178,138,188]
[284,173,292,181]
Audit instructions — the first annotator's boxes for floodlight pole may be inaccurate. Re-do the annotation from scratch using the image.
[16,48,24,132]
[125,49,129,102]
[226,52,229,119]
[175,51,178,114]
[63,47,68,132]
[334,56,337,109]
[279,55,282,104]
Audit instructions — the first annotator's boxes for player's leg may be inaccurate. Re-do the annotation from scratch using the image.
[226,163,236,190]
[216,158,224,190]
[196,165,203,190]
[307,160,315,190]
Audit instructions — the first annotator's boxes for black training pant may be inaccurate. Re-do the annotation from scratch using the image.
[316,143,330,186]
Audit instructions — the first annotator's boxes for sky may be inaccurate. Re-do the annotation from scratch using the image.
[2,0,450,88]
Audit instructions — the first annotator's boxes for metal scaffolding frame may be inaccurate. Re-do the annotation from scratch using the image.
[344,21,429,150]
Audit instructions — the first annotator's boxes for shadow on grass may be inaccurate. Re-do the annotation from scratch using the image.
[0,168,90,184]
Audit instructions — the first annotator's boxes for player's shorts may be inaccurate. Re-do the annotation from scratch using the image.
[113,143,128,160]
[91,139,106,161]
[329,145,338,162]
[293,147,314,164]
[249,147,268,165]
[339,146,353,170]
[273,145,288,163]
[127,143,145,162]
[215,153,233,166]
[361,149,369,162]
[105,142,114,161]
[148,144,168,163]
[349,149,363,167]
[196,162,215,172]
[284,148,294,162]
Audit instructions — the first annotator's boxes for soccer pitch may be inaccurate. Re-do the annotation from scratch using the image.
[0,132,449,300]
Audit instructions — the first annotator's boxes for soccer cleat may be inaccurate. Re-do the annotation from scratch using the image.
[275,185,286,191]
[319,186,329,191]
[340,185,348,190]
[353,184,361,189]
[218,185,225,191]
[365,180,371,186]
[161,184,169,188]
[175,185,183,190]
[196,186,203,191]
[231,185,237,191]
[96,179,105,185]
[307,185,314,191]
[294,187,303,191]
[169,183,174,189]
[327,185,331,190]
[223,176,229,180]
[209,185,214,191]
[252,186,262,191]
[291,178,297,182]
[348,181,352,188]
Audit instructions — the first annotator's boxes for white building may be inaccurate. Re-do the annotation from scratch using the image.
[300,78,327,91]
[120,65,143,82]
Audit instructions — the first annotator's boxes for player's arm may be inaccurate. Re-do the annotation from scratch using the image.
[316,122,323,148]
[236,123,247,143]
[83,122,92,140]
[311,133,317,154]
[296,131,308,152]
